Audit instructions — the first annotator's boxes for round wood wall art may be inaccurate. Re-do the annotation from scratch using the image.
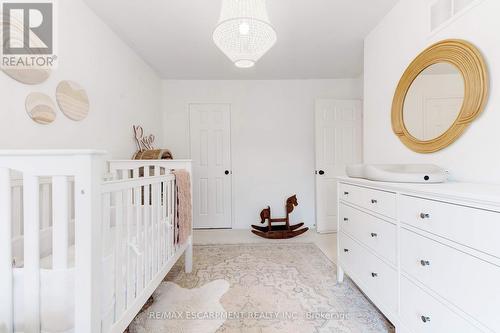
[2,68,51,85]
[56,81,90,121]
[0,13,51,84]
[391,39,488,153]
[25,92,57,125]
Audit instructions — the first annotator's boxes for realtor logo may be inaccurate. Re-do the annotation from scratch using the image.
[1,0,57,69]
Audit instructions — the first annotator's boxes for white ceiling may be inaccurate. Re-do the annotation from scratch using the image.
[84,0,398,80]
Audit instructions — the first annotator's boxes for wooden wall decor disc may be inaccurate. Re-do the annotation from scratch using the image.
[25,92,57,125]
[2,68,51,85]
[56,80,90,121]
[0,14,51,84]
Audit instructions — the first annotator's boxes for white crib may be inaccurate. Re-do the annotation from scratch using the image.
[0,150,193,333]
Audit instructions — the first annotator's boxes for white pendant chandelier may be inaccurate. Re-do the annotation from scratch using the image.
[213,0,277,68]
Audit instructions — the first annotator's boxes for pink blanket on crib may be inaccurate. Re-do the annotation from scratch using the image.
[172,170,192,245]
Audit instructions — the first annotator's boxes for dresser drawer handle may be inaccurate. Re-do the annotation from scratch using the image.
[371,272,378,278]
[371,199,378,204]
[420,260,431,266]
[344,191,349,196]
[421,316,431,323]
[370,233,378,238]
[343,217,349,222]
[420,213,430,219]
[343,249,349,253]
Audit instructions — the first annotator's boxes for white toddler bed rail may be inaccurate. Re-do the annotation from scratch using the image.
[0,151,193,333]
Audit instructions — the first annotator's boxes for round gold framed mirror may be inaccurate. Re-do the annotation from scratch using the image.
[392,39,488,153]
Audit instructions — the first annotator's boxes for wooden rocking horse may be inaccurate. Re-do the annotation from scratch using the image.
[251,195,309,239]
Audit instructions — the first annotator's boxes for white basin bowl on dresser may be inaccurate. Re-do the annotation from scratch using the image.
[336,177,500,333]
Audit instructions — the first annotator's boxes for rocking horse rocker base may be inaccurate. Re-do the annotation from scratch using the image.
[251,227,308,239]
[250,222,305,233]
[251,195,309,239]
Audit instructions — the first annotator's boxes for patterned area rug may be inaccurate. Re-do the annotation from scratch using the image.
[130,243,394,333]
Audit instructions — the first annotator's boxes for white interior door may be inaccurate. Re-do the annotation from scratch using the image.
[424,97,463,139]
[189,104,232,229]
[315,99,362,233]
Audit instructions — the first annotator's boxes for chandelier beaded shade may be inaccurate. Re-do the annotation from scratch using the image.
[213,0,277,68]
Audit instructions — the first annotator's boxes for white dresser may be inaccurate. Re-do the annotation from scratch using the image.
[337,177,500,333]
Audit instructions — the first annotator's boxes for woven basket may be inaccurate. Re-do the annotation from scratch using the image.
[132,149,173,160]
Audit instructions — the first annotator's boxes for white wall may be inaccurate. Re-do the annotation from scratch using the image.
[162,79,363,229]
[364,0,500,183]
[0,0,162,159]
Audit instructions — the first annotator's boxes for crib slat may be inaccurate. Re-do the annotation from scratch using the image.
[143,182,151,283]
[23,175,41,333]
[161,181,166,265]
[151,183,156,275]
[102,191,113,327]
[155,183,161,271]
[161,182,166,263]
[147,166,153,280]
[69,181,75,222]
[124,189,134,307]
[173,179,177,253]
[0,168,13,333]
[102,192,111,258]
[164,180,169,260]
[131,170,140,297]
[52,176,69,269]
[40,182,51,230]
[171,179,175,254]
[156,183,161,272]
[168,180,173,258]
[150,180,156,274]
[168,180,173,259]
[114,191,125,317]
[167,180,171,258]
[164,181,168,260]
[162,181,167,221]
[134,186,144,293]
[12,186,22,238]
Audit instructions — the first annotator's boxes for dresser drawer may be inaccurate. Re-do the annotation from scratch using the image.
[399,195,500,258]
[400,277,481,333]
[339,232,397,314]
[339,183,396,218]
[401,229,500,331]
[339,203,397,265]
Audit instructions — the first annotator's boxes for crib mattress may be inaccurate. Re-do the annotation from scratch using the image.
[12,224,173,332]
[13,253,115,333]
[13,243,117,333]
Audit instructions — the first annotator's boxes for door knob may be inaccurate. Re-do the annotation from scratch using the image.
[420,260,431,266]
[421,316,431,323]
[318,170,325,175]
[225,170,230,175]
